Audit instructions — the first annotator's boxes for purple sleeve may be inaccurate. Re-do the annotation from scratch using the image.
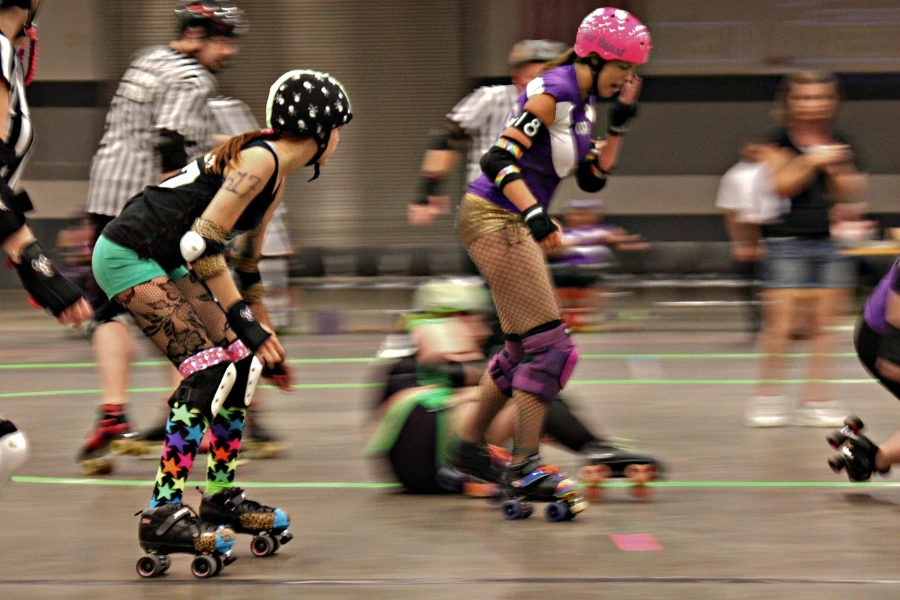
[525,66,574,105]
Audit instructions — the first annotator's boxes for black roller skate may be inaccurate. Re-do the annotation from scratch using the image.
[579,439,662,500]
[827,416,890,482]
[135,502,236,579]
[498,455,587,522]
[437,439,503,496]
[198,487,293,557]
[437,443,508,497]
[77,404,142,475]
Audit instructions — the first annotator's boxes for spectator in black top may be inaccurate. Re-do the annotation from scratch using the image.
[746,71,868,428]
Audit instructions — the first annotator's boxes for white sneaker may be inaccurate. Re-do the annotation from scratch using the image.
[792,400,847,427]
[745,396,790,427]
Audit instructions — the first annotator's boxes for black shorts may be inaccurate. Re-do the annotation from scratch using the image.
[386,405,444,494]
[855,318,900,400]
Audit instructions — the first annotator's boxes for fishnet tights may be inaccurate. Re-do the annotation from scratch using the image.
[465,227,560,335]
[512,390,547,462]
[115,274,233,366]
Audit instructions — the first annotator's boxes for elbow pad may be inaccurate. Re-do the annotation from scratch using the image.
[575,147,609,193]
[181,219,228,280]
[157,128,189,172]
[480,138,525,191]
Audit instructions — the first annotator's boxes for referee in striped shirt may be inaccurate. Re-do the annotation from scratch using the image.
[75,2,246,465]
[409,39,567,230]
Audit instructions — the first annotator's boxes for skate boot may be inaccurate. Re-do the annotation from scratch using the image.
[77,404,141,475]
[241,413,291,459]
[827,416,890,482]
[579,439,661,500]
[135,502,236,579]
[437,439,502,496]
[198,487,293,557]
[498,455,587,522]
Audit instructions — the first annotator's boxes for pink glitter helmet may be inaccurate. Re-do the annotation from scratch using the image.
[574,7,651,65]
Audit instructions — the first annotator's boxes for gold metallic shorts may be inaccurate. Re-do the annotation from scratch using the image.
[457,194,528,248]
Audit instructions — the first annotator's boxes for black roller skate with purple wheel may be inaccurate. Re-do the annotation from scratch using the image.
[198,487,292,557]
[135,503,236,579]
[827,416,890,482]
[498,455,587,522]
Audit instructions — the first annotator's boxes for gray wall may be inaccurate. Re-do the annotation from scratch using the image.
[18,0,900,239]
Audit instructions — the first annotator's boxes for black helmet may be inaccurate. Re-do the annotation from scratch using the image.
[176,1,246,38]
[266,70,353,181]
[507,39,568,69]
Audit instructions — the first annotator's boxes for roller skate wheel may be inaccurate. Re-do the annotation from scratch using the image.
[826,432,847,450]
[624,464,655,499]
[191,554,217,578]
[501,499,531,520]
[251,533,276,557]
[844,416,864,434]
[159,555,171,574]
[213,555,224,576]
[81,458,113,477]
[828,455,846,473]
[544,501,572,523]
[136,554,162,578]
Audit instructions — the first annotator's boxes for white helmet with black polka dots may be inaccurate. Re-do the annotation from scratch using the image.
[266,70,353,180]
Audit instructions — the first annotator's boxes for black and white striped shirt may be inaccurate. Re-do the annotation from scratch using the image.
[86,46,218,217]
[0,34,34,191]
[446,84,519,184]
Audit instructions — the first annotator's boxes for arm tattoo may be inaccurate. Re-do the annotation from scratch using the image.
[223,170,263,199]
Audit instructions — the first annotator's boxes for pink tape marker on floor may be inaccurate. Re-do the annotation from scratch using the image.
[609,534,663,552]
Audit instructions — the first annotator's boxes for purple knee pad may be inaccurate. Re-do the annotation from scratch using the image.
[487,338,524,397]
[512,325,579,403]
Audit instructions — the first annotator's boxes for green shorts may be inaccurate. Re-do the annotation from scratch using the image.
[93,235,189,298]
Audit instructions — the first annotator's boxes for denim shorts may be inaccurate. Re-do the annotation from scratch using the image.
[761,238,856,289]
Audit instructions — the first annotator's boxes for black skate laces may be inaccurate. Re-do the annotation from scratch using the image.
[208,487,272,513]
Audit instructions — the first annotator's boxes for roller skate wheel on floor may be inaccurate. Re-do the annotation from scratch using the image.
[136,554,163,578]
[624,464,656,499]
[81,458,113,476]
[501,499,533,520]
[544,501,574,523]
[110,439,148,457]
[190,554,218,578]
[579,465,611,502]
[251,533,277,557]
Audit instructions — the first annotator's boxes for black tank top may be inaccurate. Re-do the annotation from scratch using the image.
[103,140,280,271]
[761,129,856,240]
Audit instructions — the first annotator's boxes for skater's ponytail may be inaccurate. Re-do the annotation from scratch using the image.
[206,130,285,176]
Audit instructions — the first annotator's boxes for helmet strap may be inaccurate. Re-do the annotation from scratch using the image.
[306,129,332,182]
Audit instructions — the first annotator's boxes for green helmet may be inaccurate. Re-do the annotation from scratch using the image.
[412,278,492,315]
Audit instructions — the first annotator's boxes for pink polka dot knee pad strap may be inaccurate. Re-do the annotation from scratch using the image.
[226,340,251,362]
[178,347,230,379]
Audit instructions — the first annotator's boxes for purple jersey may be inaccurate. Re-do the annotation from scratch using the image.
[552,225,618,266]
[864,260,900,334]
[468,65,596,212]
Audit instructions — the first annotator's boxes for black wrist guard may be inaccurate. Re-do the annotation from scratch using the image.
[226,300,270,352]
[438,361,467,388]
[607,100,638,136]
[11,240,83,316]
[522,204,558,242]
[878,324,900,366]
[416,175,442,205]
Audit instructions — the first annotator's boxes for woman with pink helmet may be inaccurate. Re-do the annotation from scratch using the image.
[446,7,652,521]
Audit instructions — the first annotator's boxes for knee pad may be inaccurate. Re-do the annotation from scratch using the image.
[0,419,29,490]
[223,356,263,410]
[487,336,524,397]
[511,322,579,404]
[172,356,238,420]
